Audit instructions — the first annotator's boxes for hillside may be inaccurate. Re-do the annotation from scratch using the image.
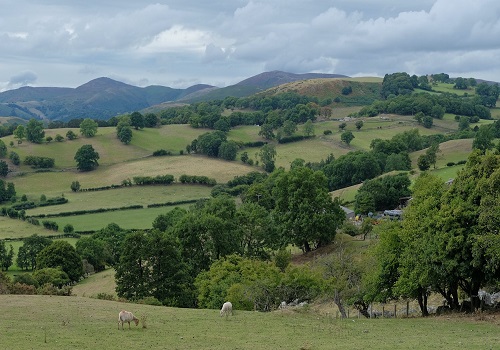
[0,71,350,121]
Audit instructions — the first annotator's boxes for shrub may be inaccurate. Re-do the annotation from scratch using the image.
[446,162,456,167]
[137,296,162,306]
[323,130,332,135]
[152,149,172,156]
[95,293,116,301]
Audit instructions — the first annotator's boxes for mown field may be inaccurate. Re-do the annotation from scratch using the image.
[0,295,498,350]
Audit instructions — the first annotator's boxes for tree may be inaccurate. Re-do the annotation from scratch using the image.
[417,154,431,171]
[45,136,53,143]
[422,115,433,128]
[355,120,364,131]
[9,151,20,166]
[354,173,411,212]
[70,181,81,192]
[235,202,279,259]
[16,235,52,271]
[144,113,160,128]
[282,120,297,136]
[130,112,145,130]
[66,130,77,140]
[75,237,110,272]
[472,125,494,154]
[273,167,345,252]
[33,267,70,287]
[218,141,238,161]
[458,116,470,131]
[259,144,276,173]
[303,119,315,136]
[55,134,64,142]
[74,144,100,171]
[259,123,275,140]
[26,119,45,143]
[0,161,8,177]
[63,224,74,234]
[0,241,14,271]
[13,125,25,144]
[0,140,7,158]
[338,122,347,131]
[118,126,133,144]
[425,143,440,169]
[79,118,98,137]
[341,131,355,145]
[115,230,194,307]
[36,240,83,283]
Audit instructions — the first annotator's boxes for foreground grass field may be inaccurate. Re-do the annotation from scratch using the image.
[0,295,498,350]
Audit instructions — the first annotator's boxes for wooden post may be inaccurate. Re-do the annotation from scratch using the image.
[347,308,349,319]
[394,304,397,318]
[382,306,385,318]
[358,310,361,319]
[406,301,409,317]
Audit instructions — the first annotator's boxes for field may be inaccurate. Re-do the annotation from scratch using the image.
[0,295,498,350]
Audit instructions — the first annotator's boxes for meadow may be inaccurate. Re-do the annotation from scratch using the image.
[0,295,498,350]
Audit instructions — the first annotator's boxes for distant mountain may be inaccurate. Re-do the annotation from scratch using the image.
[0,78,214,121]
[178,71,349,103]
[0,71,349,121]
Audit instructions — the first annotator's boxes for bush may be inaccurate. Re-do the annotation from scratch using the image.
[137,296,162,306]
[95,293,116,301]
[446,162,456,167]
[323,130,332,135]
[23,155,55,169]
[152,149,172,156]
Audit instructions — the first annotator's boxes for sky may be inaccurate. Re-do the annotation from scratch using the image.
[1,0,500,91]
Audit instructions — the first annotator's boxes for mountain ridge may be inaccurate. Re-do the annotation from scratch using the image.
[0,71,349,121]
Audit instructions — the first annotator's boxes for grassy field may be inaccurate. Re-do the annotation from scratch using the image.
[0,295,498,350]
[25,184,211,215]
[47,204,193,231]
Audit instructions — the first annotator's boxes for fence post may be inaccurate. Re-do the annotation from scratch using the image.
[406,301,409,317]
[382,306,385,318]
[394,304,397,318]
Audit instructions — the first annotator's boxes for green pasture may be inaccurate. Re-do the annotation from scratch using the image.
[47,204,192,232]
[431,83,475,96]
[227,125,262,143]
[0,216,53,239]
[25,184,211,216]
[429,165,464,182]
[71,268,117,297]
[0,295,498,350]
[131,124,209,153]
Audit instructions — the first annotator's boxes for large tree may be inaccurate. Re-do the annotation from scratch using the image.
[36,240,83,283]
[273,167,345,252]
[16,234,52,271]
[74,144,100,171]
[130,112,145,130]
[115,230,193,307]
[26,118,45,143]
[79,118,98,137]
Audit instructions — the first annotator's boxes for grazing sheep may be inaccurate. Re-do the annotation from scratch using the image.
[118,310,140,330]
[220,301,233,317]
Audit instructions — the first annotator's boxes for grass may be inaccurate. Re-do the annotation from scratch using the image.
[0,295,498,350]
[46,204,193,231]
[25,184,211,215]
[71,268,117,298]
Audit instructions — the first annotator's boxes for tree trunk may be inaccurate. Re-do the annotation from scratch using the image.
[334,289,347,319]
[417,289,429,317]
[303,241,311,253]
[353,300,370,318]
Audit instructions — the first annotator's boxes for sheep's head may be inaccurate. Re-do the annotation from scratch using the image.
[134,318,140,326]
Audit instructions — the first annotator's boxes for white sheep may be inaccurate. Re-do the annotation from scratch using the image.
[220,301,233,317]
[118,310,140,330]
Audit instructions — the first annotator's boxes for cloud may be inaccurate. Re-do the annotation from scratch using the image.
[1,0,500,89]
[8,71,37,87]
